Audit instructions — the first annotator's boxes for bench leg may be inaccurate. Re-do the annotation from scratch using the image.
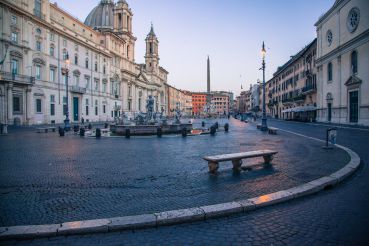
[208,162,219,173]
[263,155,273,164]
[232,159,242,171]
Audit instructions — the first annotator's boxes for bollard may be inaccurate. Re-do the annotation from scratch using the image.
[215,122,219,129]
[210,125,216,135]
[224,123,229,132]
[58,126,65,137]
[201,121,205,127]
[88,123,92,130]
[181,127,187,137]
[326,127,337,147]
[95,128,101,138]
[157,127,162,137]
[125,129,131,138]
[104,122,108,129]
[79,127,85,137]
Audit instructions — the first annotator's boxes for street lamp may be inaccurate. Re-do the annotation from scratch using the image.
[61,52,71,131]
[260,41,268,131]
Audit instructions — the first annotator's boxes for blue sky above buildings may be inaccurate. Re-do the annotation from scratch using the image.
[54,0,334,95]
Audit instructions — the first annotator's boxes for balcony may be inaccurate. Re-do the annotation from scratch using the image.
[0,71,35,85]
[302,84,316,95]
[113,105,121,111]
[293,94,306,102]
[70,86,86,94]
[282,98,293,105]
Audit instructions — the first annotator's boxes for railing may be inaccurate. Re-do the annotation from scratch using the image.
[0,71,35,85]
[282,97,293,103]
[70,86,86,94]
[113,105,121,111]
[302,84,316,94]
[293,94,306,101]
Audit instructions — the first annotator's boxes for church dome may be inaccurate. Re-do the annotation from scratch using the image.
[84,0,115,30]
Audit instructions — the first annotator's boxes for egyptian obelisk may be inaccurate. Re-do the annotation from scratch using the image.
[207,56,210,93]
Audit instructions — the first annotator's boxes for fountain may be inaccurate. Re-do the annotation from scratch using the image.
[110,95,192,136]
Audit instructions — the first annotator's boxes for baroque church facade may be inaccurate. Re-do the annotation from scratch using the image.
[0,0,168,125]
[315,0,369,125]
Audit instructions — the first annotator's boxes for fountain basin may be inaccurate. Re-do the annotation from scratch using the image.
[110,123,193,136]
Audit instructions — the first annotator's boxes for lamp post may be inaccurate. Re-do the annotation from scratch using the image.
[261,41,268,131]
[61,52,70,131]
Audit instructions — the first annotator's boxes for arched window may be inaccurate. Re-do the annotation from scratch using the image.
[62,49,68,60]
[49,45,54,57]
[127,45,130,59]
[34,0,42,18]
[351,50,358,74]
[327,62,333,81]
[95,62,98,72]
[74,54,78,65]
[85,58,89,69]
[118,13,122,28]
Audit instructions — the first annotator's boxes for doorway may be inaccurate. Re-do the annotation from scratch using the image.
[73,97,79,122]
[349,91,358,123]
[327,103,332,122]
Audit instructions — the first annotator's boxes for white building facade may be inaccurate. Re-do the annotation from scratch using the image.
[0,0,168,126]
[315,0,369,125]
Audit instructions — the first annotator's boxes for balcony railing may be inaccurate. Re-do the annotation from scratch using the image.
[0,71,35,85]
[282,98,293,104]
[302,84,316,94]
[70,86,86,94]
[293,94,306,102]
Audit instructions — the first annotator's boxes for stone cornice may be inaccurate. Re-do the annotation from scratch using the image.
[316,29,369,66]
[314,0,349,27]
[0,1,111,58]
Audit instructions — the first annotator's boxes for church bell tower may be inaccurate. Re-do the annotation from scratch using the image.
[145,24,159,74]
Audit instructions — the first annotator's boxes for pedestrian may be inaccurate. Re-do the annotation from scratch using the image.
[81,115,85,125]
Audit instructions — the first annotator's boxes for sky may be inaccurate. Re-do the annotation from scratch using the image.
[53,0,335,96]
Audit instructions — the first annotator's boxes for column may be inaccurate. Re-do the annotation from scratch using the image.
[7,83,13,124]
[26,86,32,125]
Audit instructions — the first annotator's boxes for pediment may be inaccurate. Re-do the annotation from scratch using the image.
[345,75,362,87]
[136,71,149,83]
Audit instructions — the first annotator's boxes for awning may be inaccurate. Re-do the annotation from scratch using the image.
[282,106,316,113]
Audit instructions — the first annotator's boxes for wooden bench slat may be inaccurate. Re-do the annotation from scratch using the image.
[203,149,278,162]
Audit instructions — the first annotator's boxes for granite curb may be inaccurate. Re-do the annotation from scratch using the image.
[0,130,361,240]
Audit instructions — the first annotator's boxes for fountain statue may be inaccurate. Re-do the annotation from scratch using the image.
[110,95,192,136]
[174,103,182,124]
[146,95,155,124]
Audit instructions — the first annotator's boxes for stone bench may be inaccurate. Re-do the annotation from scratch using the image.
[203,150,278,173]
[268,127,278,135]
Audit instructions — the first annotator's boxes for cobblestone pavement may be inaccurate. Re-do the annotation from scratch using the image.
[2,119,368,245]
[0,119,349,227]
